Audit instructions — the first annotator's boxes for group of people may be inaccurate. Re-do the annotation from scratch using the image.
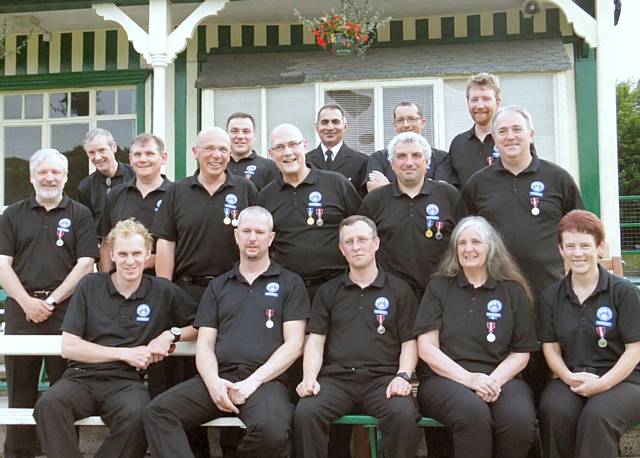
[0,71,638,458]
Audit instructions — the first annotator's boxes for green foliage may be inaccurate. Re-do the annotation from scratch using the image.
[618,80,640,195]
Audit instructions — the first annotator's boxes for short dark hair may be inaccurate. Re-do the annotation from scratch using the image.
[557,210,606,246]
[465,72,502,102]
[393,101,423,119]
[226,112,256,130]
[130,133,165,153]
[339,215,377,239]
[317,104,345,122]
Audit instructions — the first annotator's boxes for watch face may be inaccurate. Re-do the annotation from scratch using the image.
[171,326,182,335]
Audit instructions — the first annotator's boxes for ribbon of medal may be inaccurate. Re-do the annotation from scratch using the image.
[596,326,607,348]
[223,207,232,225]
[265,308,275,329]
[230,209,239,227]
[486,322,496,343]
[425,218,434,238]
[530,197,540,216]
[376,314,386,335]
[315,208,324,227]
[306,208,315,225]
[56,228,67,247]
[435,221,445,240]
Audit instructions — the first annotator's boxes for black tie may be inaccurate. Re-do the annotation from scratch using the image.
[326,150,333,163]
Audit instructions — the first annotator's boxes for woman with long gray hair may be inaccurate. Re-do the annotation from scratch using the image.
[415,216,538,458]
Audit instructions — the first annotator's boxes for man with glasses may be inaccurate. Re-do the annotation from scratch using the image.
[307,104,369,195]
[0,148,98,458]
[78,128,134,224]
[366,101,458,192]
[294,215,421,458]
[151,126,257,457]
[258,123,361,302]
[226,112,279,190]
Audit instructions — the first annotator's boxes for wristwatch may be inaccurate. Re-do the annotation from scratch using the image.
[396,372,411,383]
[170,327,182,343]
[45,296,58,307]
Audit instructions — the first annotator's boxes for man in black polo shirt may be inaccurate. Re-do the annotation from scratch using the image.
[143,206,309,458]
[306,104,369,194]
[34,218,197,458]
[462,105,583,400]
[361,132,460,300]
[449,73,502,187]
[98,133,170,273]
[0,148,98,458]
[294,215,420,458]
[258,123,361,301]
[78,128,134,223]
[226,112,279,190]
[367,101,458,192]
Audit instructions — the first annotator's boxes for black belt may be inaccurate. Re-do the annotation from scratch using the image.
[27,290,54,300]
[572,366,598,375]
[178,275,216,287]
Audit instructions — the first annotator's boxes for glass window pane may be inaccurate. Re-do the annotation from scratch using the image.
[96,90,116,115]
[443,79,470,149]
[51,123,91,201]
[382,86,435,148]
[118,89,136,114]
[70,91,90,117]
[50,92,68,118]
[97,119,136,163]
[325,89,375,154]
[266,86,316,156]
[24,94,43,119]
[3,126,42,204]
[4,95,22,120]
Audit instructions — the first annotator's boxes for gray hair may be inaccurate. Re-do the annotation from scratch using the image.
[491,105,534,133]
[29,148,68,176]
[387,132,432,163]
[84,128,116,148]
[339,215,378,240]
[237,206,274,231]
[436,216,533,304]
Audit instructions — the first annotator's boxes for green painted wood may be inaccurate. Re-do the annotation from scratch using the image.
[136,81,145,134]
[441,17,455,40]
[415,19,428,39]
[105,30,118,71]
[493,12,507,37]
[218,25,231,49]
[290,24,303,46]
[242,25,255,48]
[37,35,49,74]
[546,8,560,34]
[467,15,481,38]
[60,32,72,73]
[574,47,600,215]
[390,20,403,42]
[266,25,279,47]
[0,69,150,91]
[128,42,140,69]
[174,50,187,179]
[15,35,28,75]
[519,12,534,36]
[82,31,94,72]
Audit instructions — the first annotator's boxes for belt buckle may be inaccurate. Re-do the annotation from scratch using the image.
[32,290,51,300]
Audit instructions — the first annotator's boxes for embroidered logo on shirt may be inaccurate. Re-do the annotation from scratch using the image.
[486,299,503,320]
[596,306,614,327]
[265,282,280,297]
[136,304,151,322]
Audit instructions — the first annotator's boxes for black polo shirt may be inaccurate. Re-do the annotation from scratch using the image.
[462,153,584,298]
[194,261,309,378]
[415,275,538,378]
[539,266,640,384]
[78,161,134,223]
[366,147,459,188]
[227,151,280,191]
[309,268,417,378]
[360,179,460,295]
[257,166,361,280]
[449,125,498,186]
[98,176,171,238]
[151,172,257,279]
[307,143,369,194]
[62,272,197,372]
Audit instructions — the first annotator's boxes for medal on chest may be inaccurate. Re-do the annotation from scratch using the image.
[529,181,545,216]
[56,218,71,247]
[265,308,275,329]
[374,297,390,335]
[223,194,239,226]
[485,299,503,343]
[425,204,440,239]
[595,306,614,349]
[306,191,324,227]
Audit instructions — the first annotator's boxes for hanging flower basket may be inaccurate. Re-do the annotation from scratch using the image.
[295,1,390,57]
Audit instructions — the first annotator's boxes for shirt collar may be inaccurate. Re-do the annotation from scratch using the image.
[562,264,611,302]
[230,150,258,164]
[29,194,69,209]
[126,175,171,191]
[321,141,343,156]
[190,170,235,191]
[494,150,540,175]
[341,266,387,289]
[229,260,283,283]
[456,271,497,290]
[390,177,431,197]
[275,165,318,189]
[106,273,151,300]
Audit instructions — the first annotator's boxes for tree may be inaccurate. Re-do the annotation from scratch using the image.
[617,79,640,196]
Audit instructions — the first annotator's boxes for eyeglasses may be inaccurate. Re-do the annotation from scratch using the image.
[340,236,376,248]
[195,144,230,154]
[394,116,422,125]
[271,140,305,153]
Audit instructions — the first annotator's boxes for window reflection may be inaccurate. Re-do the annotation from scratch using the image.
[118,89,136,114]
[4,126,42,204]
[52,123,90,200]
[49,93,67,118]
[97,90,116,115]
[70,92,90,117]
[25,94,43,119]
[4,95,22,120]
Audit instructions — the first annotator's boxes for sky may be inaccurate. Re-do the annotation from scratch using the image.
[614,0,640,83]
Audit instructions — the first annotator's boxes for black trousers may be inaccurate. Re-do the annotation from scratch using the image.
[33,367,150,458]
[294,374,421,458]
[143,375,294,458]
[3,304,67,458]
[418,376,536,458]
[539,378,640,458]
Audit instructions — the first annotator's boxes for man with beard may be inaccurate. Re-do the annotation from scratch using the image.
[0,148,98,458]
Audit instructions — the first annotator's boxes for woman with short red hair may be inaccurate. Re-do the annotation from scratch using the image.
[538,209,640,458]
